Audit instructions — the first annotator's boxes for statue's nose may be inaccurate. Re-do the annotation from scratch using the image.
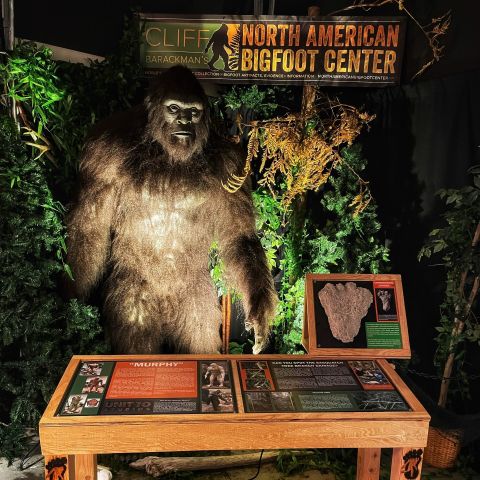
[177,111,192,124]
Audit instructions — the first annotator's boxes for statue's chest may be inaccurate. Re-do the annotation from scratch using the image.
[145,187,206,211]
[130,185,208,236]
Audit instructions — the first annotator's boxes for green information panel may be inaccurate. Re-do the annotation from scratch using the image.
[365,322,402,349]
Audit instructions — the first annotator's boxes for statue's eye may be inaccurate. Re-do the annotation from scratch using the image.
[167,104,179,113]
[191,108,200,117]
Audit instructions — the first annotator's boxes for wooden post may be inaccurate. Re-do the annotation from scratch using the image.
[73,454,97,480]
[356,448,381,480]
[301,6,321,117]
[390,448,424,480]
[2,0,17,123]
[289,4,321,285]
[221,292,232,353]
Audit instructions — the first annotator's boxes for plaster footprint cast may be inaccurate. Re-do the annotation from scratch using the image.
[318,282,373,343]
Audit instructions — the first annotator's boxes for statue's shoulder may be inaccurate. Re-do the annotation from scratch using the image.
[87,104,147,149]
[79,105,147,182]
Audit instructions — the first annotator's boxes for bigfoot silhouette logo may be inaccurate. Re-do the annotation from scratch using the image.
[401,449,423,479]
[204,24,235,71]
[45,457,68,480]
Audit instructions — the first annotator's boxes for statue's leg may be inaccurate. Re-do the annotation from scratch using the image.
[104,275,168,354]
[173,277,223,354]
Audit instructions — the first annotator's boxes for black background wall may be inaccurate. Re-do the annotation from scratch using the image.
[14,0,480,406]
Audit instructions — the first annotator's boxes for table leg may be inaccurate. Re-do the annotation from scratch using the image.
[357,448,381,480]
[390,447,424,480]
[73,454,97,480]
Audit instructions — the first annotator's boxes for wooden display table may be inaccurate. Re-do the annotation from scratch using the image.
[39,354,429,480]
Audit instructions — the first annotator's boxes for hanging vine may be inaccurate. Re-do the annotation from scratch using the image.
[223,93,375,214]
[327,0,451,80]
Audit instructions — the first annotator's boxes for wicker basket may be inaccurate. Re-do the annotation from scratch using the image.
[423,426,462,469]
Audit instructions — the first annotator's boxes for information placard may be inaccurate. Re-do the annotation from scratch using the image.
[58,360,236,416]
[238,359,407,413]
[57,358,407,416]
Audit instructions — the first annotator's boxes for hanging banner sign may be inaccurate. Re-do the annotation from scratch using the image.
[138,14,406,86]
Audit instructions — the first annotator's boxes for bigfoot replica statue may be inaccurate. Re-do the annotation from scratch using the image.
[67,66,277,354]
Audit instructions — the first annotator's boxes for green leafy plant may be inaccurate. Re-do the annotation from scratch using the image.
[0,42,63,134]
[253,188,284,270]
[308,145,390,274]
[0,21,142,197]
[0,115,104,460]
[248,145,389,354]
[0,17,142,459]
[276,449,357,480]
[418,166,480,408]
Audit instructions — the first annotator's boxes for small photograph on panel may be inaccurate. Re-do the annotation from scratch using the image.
[245,392,274,412]
[201,361,230,389]
[271,392,295,412]
[62,394,87,415]
[84,397,100,409]
[79,362,103,376]
[375,288,398,321]
[82,376,108,394]
[201,388,234,413]
[349,361,392,388]
[241,361,274,391]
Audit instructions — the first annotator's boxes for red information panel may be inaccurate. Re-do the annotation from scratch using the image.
[107,361,198,399]
[57,360,237,416]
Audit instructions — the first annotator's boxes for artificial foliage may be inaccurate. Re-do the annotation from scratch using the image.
[0,115,103,460]
[249,139,389,353]
[273,145,389,353]
[0,20,143,459]
[308,145,390,275]
[418,166,480,408]
[1,23,142,198]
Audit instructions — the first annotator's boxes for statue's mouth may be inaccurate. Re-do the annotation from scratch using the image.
[172,131,193,137]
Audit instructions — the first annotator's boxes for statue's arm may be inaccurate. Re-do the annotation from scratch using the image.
[216,176,277,354]
[66,137,118,299]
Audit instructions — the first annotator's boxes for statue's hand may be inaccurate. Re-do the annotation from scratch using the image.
[244,287,277,354]
[253,322,269,355]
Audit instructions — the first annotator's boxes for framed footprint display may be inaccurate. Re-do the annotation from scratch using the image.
[302,274,410,358]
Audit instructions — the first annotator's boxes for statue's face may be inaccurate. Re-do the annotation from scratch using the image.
[157,99,205,159]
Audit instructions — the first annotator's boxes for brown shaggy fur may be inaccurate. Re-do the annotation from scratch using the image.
[66,66,277,354]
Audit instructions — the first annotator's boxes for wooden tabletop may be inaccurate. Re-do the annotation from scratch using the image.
[40,355,430,455]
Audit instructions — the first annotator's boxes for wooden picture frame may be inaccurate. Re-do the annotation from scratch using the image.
[302,273,411,359]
